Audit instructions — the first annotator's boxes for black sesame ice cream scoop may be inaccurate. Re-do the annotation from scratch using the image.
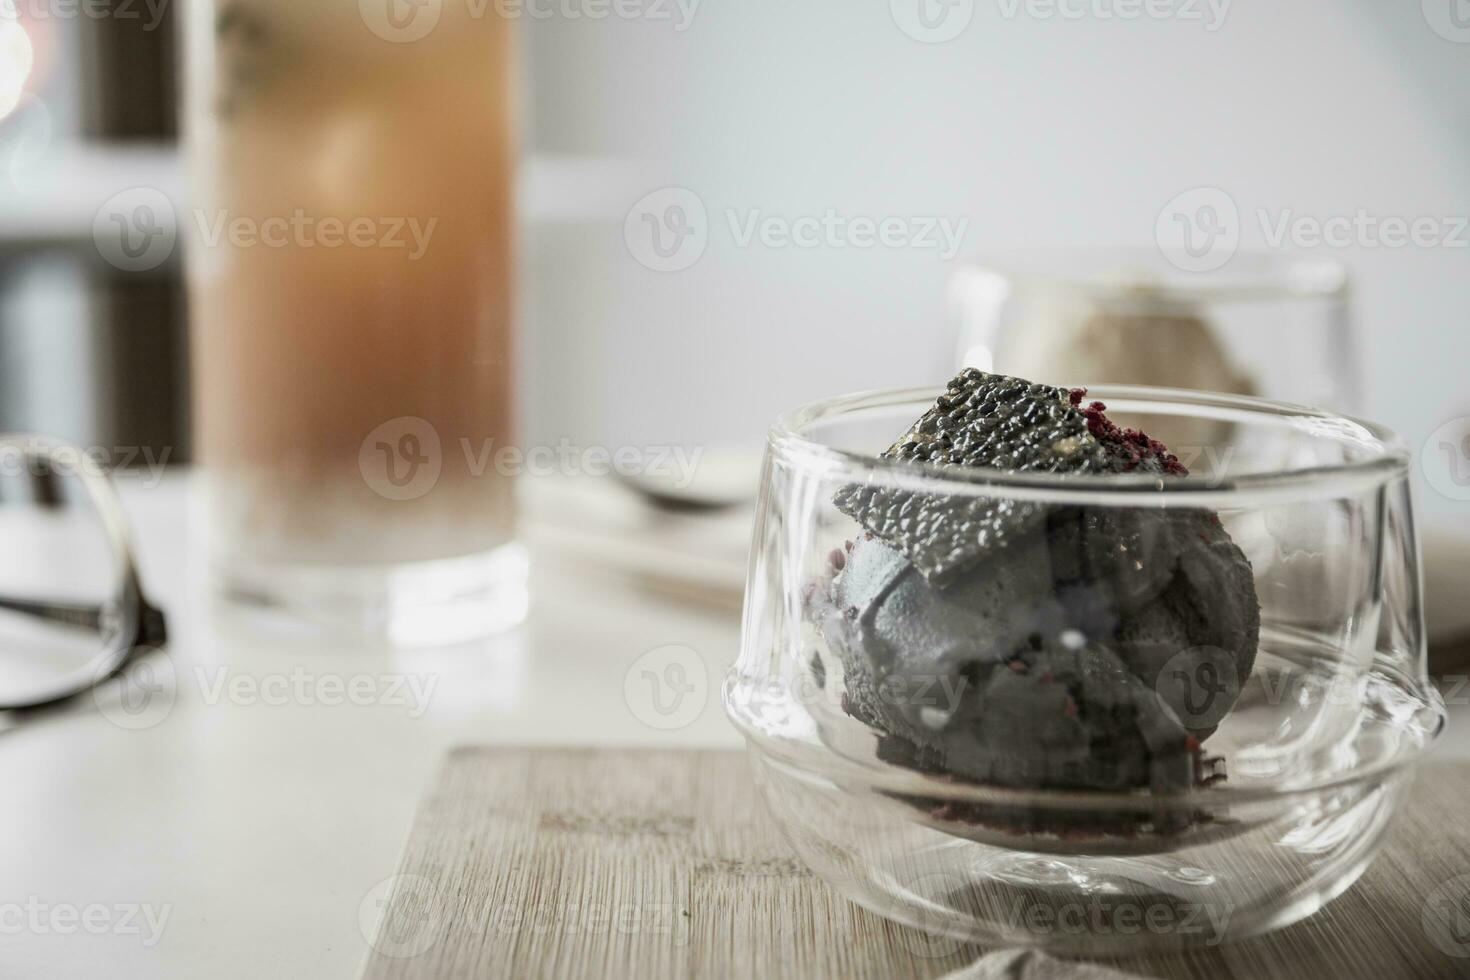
[814,370,1260,822]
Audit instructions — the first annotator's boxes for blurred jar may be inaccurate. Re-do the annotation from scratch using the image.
[183,2,523,644]
[950,249,1360,635]
[950,250,1358,450]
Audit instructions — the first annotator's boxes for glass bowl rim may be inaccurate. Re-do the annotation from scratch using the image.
[768,383,1408,505]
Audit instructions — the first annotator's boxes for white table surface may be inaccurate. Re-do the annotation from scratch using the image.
[0,473,1463,979]
[0,472,750,979]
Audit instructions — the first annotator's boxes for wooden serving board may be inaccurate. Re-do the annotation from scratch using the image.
[360,750,1470,980]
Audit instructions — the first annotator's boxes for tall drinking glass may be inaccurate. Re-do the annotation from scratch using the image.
[183,2,523,643]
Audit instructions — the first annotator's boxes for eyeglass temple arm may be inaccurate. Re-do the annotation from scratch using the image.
[0,595,168,648]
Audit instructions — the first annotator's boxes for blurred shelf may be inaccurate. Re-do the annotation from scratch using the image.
[0,143,657,253]
[0,142,182,252]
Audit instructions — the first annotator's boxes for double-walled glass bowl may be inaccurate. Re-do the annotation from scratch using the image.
[725,384,1444,956]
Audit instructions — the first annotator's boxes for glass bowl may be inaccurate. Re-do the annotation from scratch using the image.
[724,383,1444,956]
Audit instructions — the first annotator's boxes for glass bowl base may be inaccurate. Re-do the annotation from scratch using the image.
[750,751,1407,957]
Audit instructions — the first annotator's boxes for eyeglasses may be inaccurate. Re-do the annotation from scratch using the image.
[0,435,167,714]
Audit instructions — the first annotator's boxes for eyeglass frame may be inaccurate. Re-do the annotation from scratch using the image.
[0,435,168,713]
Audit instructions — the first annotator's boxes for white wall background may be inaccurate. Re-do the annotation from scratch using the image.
[520,0,1469,526]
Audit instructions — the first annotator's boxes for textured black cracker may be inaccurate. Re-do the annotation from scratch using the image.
[834,369,1169,583]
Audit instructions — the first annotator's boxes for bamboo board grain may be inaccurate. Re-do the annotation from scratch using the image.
[360,750,1470,980]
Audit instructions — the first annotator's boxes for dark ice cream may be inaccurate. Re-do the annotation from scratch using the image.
[815,370,1260,820]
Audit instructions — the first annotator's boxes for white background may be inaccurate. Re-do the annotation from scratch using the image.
[520,0,1469,527]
